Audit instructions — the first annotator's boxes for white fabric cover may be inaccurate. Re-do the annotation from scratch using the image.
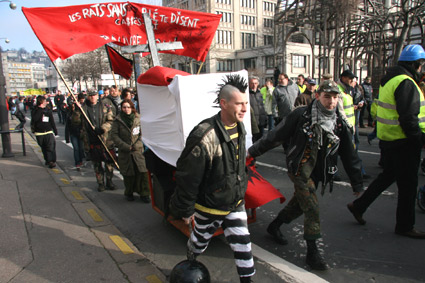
[137,70,252,167]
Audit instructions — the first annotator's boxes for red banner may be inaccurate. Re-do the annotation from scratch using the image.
[245,157,285,209]
[22,2,221,62]
[106,45,133,80]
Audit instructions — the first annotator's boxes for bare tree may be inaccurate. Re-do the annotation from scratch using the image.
[83,48,108,90]
[62,56,85,91]
[273,0,425,85]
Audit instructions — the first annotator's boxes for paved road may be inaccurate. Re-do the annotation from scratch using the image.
[49,112,425,283]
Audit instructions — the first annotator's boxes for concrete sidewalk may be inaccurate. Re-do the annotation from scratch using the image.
[0,124,166,282]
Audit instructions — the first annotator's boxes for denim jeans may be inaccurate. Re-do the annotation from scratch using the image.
[267,115,274,131]
[70,135,85,166]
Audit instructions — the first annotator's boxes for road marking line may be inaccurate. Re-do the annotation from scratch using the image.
[87,208,103,222]
[52,168,61,174]
[146,275,162,283]
[256,161,352,187]
[60,178,70,184]
[71,191,84,200]
[256,161,287,171]
[358,150,380,156]
[109,235,134,254]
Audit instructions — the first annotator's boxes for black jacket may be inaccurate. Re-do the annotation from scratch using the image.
[249,89,267,127]
[379,63,425,149]
[170,113,248,219]
[249,102,363,192]
[31,107,57,135]
[65,109,82,142]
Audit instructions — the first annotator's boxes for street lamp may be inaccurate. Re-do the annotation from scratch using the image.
[0,37,13,157]
[0,0,17,10]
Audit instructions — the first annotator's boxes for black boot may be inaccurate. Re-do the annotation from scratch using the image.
[267,219,288,245]
[106,179,116,190]
[240,276,252,283]
[306,240,329,270]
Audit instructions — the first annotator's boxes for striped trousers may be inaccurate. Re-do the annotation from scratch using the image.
[188,208,255,278]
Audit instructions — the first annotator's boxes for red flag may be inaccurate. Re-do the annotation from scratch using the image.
[22,3,221,62]
[244,157,285,209]
[105,45,133,80]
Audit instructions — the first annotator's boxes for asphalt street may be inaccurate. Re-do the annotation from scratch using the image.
[43,112,425,282]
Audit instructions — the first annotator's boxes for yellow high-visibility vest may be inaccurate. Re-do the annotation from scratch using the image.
[337,84,355,127]
[377,74,425,141]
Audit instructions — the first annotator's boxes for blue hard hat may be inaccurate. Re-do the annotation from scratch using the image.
[398,44,425,62]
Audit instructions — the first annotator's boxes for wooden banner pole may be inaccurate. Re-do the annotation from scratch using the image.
[51,61,120,170]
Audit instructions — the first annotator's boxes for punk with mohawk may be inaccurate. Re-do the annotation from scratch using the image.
[215,74,248,104]
[170,74,255,280]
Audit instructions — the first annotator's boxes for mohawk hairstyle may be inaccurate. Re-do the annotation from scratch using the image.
[215,74,248,104]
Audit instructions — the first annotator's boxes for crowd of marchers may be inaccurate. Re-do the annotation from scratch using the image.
[5,44,425,283]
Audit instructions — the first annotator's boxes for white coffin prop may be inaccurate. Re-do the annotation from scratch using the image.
[137,68,252,167]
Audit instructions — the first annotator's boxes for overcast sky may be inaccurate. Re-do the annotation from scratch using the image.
[0,0,161,53]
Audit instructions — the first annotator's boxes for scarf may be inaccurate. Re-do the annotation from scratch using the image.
[311,99,337,133]
[110,95,122,109]
[120,111,135,129]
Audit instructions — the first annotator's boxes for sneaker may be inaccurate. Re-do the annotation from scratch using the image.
[48,162,56,168]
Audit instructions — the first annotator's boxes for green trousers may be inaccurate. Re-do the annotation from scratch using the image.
[123,171,150,197]
[277,141,321,240]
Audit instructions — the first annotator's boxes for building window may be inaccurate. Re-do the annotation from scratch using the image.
[241,33,256,49]
[263,1,275,12]
[263,18,273,28]
[241,15,256,25]
[216,11,232,23]
[193,62,206,73]
[293,55,306,68]
[216,30,233,45]
[216,0,231,4]
[263,35,273,46]
[217,59,234,72]
[243,58,256,69]
[265,56,274,69]
[241,0,255,8]
[289,34,304,43]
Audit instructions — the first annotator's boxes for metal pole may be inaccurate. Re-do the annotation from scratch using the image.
[0,46,14,157]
